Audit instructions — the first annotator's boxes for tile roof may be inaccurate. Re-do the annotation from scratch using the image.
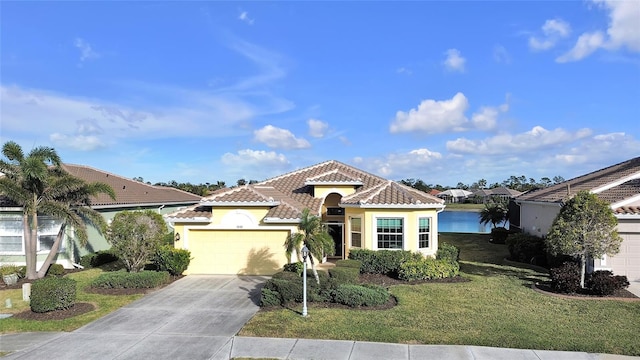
[516,157,640,204]
[0,164,201,209]
[164,205,212,222]
[169,160,444,222]
[614,206,640,215]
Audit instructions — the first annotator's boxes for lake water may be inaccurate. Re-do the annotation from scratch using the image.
[438,210,497,233]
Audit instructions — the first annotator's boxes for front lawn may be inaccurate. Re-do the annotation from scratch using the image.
[239,233,640,356]
[0,268,144,333]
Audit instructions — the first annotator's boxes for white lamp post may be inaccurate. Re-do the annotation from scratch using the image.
[301,245,309,317]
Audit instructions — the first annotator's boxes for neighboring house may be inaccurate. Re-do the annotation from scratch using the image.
[165,160,445,275]
[0,164,202,269]
[436,189,473,203]
[472,187,523,204]
[513,157,640,283]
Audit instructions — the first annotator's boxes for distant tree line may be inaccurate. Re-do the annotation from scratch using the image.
[399,175,566,193]
[133,177,258,196]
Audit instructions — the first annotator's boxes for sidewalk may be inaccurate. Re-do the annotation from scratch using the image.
[1,333,638,359]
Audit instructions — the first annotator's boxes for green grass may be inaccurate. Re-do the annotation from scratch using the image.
[239,233,640,356]
[0,268,144,333]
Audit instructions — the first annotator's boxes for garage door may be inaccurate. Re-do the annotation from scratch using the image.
[185,229,290,275]
[609,233,640,283]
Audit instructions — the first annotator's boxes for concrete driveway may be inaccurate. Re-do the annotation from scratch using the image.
[3,275,267,359]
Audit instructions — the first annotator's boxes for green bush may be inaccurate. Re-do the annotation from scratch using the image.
[436,242,459,263]
[260,287,282,307]
[0,264,20,277]
[80,250,119,268]
[335,259,362,270]
[283,262,304,276]
[152,245,191,276]
[586,271,630,296]
[263,278,304,303]
[550,262,581,293]
[348,249,421,276]
[490,227,509,244]
[506,233,547,266]
[328,266,360,284]
[90,270,170,289]
[398,258,460,281]
[30,277,77,313]
[334,284,390,307]
[46,263,65,277]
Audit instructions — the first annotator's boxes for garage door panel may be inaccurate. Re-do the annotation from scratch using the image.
[610,233,640,283]
[186,229,289,275]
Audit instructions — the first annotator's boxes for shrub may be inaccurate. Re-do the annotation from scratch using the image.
[550,262,581,293]
[272,271,301,281]
[490,227,509,244]
[436,242,459,263]
[0,264,20,277]
[398,258,460,281]
[80,250,119,268]
[328,266,360,284]
[260,288,282,307]
[283,262,304,276]
[90,270,170,289]
[263,278,303,303]
[334,284,390,307]
[152,245,191,275]
[30,277,77,313]
[586,271,630,296]
[335,259,362,270]
[46,263,65,277]
[506,233,547,266]
[348,249,421,276]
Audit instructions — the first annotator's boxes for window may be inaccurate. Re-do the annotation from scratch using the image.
[376,218,403,249]
[350,217,362,248]
[0,217,23,253]
[418,217,430,248]
[37,218,64,252]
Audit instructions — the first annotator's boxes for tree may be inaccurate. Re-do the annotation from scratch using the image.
[284,208,334,284]
[0,141,114,279]
[479,202,508,229]
[545,190,622,288]
[107,210,168,272]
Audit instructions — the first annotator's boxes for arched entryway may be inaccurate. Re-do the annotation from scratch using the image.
[322,192,345,259]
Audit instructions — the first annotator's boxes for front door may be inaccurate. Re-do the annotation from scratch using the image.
[327,223,344,258]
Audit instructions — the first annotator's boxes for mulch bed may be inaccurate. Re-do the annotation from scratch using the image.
[533,282,639,301]
[11,303,96,321]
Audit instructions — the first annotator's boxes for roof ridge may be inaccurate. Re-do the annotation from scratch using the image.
[259,160,338,185]
[360,181,391,204]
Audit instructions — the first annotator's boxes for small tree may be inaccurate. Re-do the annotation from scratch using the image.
[479,202,508,229]
[107,210,167,272]
[545,190,622,288]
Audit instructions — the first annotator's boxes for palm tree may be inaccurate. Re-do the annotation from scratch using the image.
[284,208,334,284]
[0,141,115,279]
[479,202,508,229]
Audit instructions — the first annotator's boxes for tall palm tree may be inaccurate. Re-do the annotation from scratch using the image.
[0,141,115,279]
[478,202,508,229]
[284,208,334,284]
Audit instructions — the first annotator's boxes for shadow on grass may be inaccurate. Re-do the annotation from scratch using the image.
[461,261,548,285]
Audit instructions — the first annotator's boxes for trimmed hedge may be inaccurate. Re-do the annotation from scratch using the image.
[398,258,460,281]
[348,249,421,276]
[334,284,390,307]
[328,266,360,284]
[263,278,304,303]
[550,262,581,294]
[152,245,191,275]
[490,227,509,244]
[283,262,304,276]
[335,259,362,270]
[46,263,65,277]
[436,242,459,263]
[30,277,77,313]
[90,270,170,289]
[80,250,119,268]
[586,271,630,296]
[260,288,281,307]
[506,233,547,266]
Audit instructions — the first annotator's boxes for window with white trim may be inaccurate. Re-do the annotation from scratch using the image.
[418,217,430,248]
[376,218,403,249]
[350,217,362,248]
[0,216,64,253]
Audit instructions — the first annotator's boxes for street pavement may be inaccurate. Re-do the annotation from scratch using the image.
[1,275,638,359]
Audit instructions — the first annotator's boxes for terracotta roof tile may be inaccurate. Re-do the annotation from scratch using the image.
[202,186,277,204]
[597,179,640,204]
[614,206,640,215]
[342,181,443,206]
[164,205,212,221]
[305,169,362,184]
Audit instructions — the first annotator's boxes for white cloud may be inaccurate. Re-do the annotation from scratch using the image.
[307,119,328,138]
[254,125,311,149]
[493,45,511,64]
[390,92,469,134]
[49,133,106,151]
[446,126,593,155]
[396,67,412,75]
[238,11,255,25]
[74,38,100,62]
[390,93,508,134]
[221,149,289,167]
[360,148,443,178]
[557,0,640,62]
[528,18,572,51]
[443,49,466,72]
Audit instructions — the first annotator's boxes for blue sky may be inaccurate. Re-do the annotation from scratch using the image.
[1,1,639,187]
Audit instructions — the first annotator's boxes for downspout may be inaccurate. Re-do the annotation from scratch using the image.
[158,204,166,214]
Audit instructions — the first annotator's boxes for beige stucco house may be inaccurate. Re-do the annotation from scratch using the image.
[0,164,202,269]
[165,160,445,275]
[513,157,640,283]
